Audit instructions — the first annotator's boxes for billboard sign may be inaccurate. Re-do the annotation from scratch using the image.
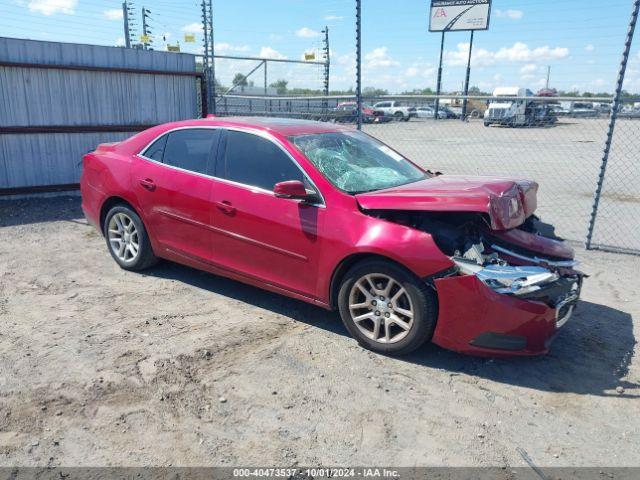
[429,0,491,32]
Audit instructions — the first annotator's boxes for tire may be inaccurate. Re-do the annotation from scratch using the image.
[337,259,437,355]
[103,204,158,271]
[393,111,404,121]
[484,121,490,127]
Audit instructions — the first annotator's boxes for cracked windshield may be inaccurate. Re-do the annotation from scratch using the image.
[290,130,426,193]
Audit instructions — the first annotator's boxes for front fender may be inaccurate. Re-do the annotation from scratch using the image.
[352,219,454,278]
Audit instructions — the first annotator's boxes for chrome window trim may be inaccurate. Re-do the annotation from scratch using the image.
[136,124,326,208]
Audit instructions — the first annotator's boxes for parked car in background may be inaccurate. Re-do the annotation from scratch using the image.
[560,101,600,118]
[81,116,583,357]
[445,105,463,118]
[618,106,640,118]
[438,106,460,119]
[416,105,457,119]
[372,101,416,121]
[416,106,444,119]
[334,102,391,124]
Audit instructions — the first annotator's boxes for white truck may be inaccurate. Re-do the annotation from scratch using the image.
[484,87,557,127]
[372,101,416,121]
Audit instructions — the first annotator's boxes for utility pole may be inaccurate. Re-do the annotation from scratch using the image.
[122,1,130,48]
[355,0,362,130]
[461,30,474,120]
[322,26,330,97]
[201,0,216,113]
[122,0,137,48]
[141,6,152,50]
[434,31,445,120]
[545,65,551,89]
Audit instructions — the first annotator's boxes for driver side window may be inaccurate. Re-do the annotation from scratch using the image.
[221,130,304,191]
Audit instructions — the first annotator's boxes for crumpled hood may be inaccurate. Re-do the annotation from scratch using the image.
[355,175,538,230]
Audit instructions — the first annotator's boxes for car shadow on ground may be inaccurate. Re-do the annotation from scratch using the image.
[147,261,637,398]
[0,194,83,227]
[405,300,638,398]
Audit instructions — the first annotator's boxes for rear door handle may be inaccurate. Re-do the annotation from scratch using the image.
[215,200,236,215]
[139,178,156,191]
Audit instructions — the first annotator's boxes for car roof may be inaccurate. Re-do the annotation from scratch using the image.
[159,116,355,136]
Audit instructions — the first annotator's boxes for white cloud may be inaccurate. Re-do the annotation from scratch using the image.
[445,42,569,67]
[404,66,419,78]
[182,22,204,33]
[215,42,250,53]
[296,27,319,38]
[495,43,569,62]
[495,9,523,19]
[103,9,123,20]
[28,0,76,15]
[364,47,400,68]
[519,64,539,81]
[115,37,126,47]
[585,44,595,52]
[259,46,287,60]
[338,53,354,66]
[324,15,343,21]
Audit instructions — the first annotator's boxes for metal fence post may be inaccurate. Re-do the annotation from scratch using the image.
[586,0,639,249]
[355,0,362,130]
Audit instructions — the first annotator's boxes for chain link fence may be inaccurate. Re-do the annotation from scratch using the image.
[213,93,639,253]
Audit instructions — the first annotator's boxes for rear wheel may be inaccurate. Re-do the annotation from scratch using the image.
[104,205,158,271]
[338,259,437,355]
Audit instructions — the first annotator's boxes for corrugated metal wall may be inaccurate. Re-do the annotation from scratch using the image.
[0,37,201,192]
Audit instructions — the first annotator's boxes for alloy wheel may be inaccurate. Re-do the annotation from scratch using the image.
[107,212,140,263]
[348,273,414,344]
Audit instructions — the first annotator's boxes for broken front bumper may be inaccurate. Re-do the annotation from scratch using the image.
[431,271,581,356]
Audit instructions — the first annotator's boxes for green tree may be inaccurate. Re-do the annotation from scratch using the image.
[232,73,248,87]
[269,79,289,94]
[363,86,389,96]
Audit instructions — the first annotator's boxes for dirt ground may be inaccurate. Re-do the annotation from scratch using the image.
[0,195,638,468]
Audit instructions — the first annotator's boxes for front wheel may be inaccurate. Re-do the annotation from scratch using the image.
[393,111,404,121]
[338,259,437,355]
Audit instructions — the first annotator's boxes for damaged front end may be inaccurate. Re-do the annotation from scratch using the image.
[367,209,584,355]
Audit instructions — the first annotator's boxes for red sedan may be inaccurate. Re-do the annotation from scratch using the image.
[81,117,583,356]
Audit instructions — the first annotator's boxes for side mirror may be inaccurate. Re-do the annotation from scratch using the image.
[274,180,315,202]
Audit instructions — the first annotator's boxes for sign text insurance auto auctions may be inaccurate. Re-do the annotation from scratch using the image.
[429,0,491,32]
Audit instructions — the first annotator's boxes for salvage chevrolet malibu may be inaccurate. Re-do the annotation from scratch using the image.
[81,117,583,356]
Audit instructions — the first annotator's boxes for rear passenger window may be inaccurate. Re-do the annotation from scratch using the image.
[162,129,219,175]
[143,134,167,161]
[222,130,304,190]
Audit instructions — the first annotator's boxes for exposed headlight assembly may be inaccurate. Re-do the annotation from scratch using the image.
[453,258,559,296]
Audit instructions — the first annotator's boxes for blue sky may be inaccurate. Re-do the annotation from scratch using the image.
[3,0,640,93]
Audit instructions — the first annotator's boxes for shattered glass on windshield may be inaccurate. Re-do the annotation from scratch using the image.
[290,131,426,193]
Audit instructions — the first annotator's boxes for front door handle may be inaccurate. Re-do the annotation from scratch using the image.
[139,178,156,191]
[215,200,236,215]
